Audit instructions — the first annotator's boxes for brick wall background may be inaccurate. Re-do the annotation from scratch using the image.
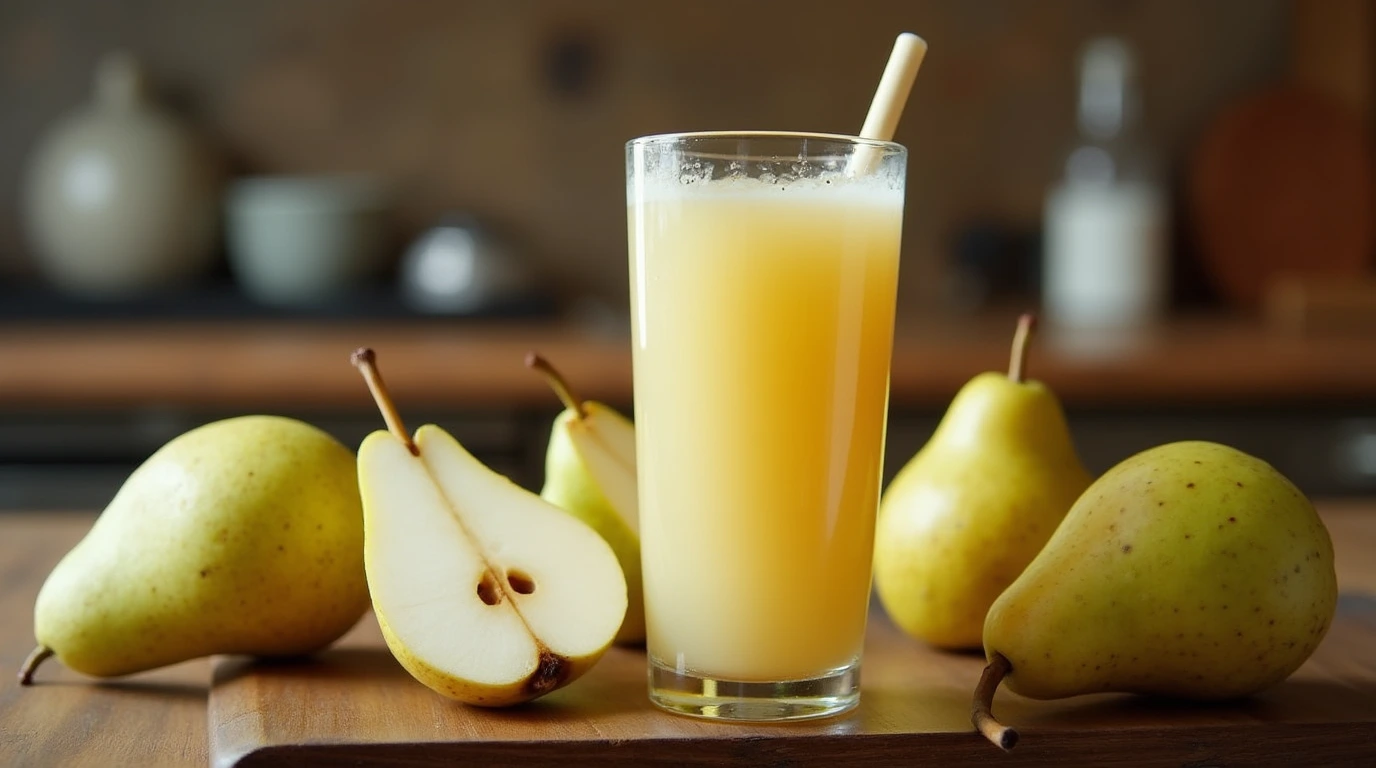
[0,0,1291,315]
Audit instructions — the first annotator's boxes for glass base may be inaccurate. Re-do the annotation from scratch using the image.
[648,657,860,722]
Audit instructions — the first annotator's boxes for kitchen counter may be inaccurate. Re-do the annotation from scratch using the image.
[3,315,1376,510]
[2,502,1374,767]
[1,315,1374,411]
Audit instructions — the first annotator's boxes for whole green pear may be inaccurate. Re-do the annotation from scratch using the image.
[21,415,369,683]
[972,440,1337,749]
[874,314,1091,649]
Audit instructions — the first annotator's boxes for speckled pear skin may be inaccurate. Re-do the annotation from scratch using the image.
[983,441,1337,701]
[32,415,368,678]
[874,370,1091,649]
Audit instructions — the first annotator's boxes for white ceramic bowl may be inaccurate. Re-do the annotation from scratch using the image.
[225,175,390,306]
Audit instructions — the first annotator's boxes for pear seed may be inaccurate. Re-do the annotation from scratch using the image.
[507,570,536,595]
[476,571,503,606]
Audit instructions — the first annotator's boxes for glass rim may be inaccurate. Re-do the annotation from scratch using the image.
[626,130,904,153]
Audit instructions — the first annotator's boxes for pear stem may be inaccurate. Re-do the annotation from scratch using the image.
[1007,313,1037,384]
[525,352,587,419]
[971,652,1019,751]
[351,348,418,456]
[18,645,53,685]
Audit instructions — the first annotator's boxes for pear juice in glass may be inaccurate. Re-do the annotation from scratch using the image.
[627,133,905,721]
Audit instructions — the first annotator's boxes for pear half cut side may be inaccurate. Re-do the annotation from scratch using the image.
[563,403,639,531]
[542,401,644,644]
[527,352,644,645]
[358,424,627,706]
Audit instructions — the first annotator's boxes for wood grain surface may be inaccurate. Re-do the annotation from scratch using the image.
[0,513,212,768]
[2,505,1373,767]
[206,505,1376,767]
[3,315,1376,412]
[206,606,1376,767]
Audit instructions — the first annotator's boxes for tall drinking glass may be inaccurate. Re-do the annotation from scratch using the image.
[627,132,906,721]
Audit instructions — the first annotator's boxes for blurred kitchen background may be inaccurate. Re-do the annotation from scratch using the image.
[1,0,1374,509]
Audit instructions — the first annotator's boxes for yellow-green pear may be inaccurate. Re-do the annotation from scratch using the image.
[352,350,626,707]
[20,415,368,684]
[527,352,643,645]
[874,314,1091,649]
[972,441,1337,751]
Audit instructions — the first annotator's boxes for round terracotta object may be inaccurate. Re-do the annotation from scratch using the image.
[1189,85,1374,309]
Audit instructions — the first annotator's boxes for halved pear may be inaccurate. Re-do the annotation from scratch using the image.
[352,349,627,706]
[527,353,643,645]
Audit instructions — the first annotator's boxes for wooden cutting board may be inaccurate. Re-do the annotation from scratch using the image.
[208,596,1376,767]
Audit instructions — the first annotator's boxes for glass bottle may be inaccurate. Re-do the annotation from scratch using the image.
[1043,37,1169,330]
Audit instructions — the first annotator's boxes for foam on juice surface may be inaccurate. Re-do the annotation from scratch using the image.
[628,144,904,205]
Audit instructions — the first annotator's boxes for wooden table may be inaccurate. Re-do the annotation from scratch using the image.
[2,504,1374,767]
[0,513,212,767]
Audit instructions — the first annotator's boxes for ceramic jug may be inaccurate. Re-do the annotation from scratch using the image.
[23,51,221,298]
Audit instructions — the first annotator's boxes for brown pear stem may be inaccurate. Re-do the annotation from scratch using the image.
[351,348,417,456]
[1007,313,1037,384]
[18,645,54,685]
[971,652,1019,751]
[525,352,587,419]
